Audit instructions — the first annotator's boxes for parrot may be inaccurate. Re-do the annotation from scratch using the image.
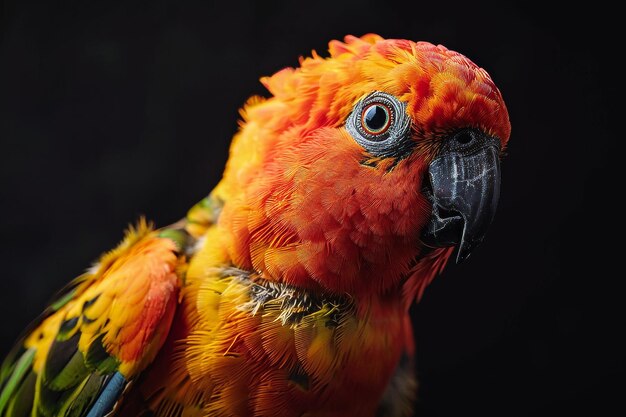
[0,34,510,417]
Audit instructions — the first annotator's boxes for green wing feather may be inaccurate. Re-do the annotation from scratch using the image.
[0,221,186,417]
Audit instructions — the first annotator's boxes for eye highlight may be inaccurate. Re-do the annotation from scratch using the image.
[361,103,391,136]
[346,91,412,158]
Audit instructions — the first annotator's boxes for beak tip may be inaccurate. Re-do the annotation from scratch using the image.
[455,249,470,264]
[455,237,480,264]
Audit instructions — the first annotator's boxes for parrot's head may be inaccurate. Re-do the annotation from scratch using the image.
[216,34,510,297]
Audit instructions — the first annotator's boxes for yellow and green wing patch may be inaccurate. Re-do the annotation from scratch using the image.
[0,220,185,417]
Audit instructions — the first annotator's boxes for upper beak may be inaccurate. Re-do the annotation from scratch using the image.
[421,130,502,263]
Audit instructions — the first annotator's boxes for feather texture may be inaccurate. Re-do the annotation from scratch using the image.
[1,34,510,416]
[0,221,185,417]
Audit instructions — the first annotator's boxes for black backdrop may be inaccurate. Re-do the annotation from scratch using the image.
[0,1,622,416]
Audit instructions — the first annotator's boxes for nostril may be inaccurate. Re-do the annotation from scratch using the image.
[455,131,474,145]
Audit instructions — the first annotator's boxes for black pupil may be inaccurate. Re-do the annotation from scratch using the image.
[364,105,388,132]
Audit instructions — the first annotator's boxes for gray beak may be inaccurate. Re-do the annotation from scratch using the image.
[421,130,502,263]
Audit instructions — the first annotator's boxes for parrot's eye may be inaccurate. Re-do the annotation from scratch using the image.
[361,103,391,136]
[346,91,411,158]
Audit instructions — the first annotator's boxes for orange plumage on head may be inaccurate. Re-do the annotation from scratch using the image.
[213,34,510,297]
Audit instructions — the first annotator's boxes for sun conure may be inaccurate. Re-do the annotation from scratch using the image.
[0,34,510,417]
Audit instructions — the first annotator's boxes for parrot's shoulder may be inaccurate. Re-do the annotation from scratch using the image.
[0,219,190,417]
[184,194,223,239]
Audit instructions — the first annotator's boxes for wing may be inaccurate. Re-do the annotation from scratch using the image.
[0,219,187,417]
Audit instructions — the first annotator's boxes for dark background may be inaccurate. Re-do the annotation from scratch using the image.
[0,1,622,416]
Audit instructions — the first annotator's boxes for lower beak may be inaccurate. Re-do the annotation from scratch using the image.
[421,132,501,263]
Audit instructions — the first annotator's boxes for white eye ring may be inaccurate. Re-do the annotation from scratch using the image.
[346,91,411,158]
